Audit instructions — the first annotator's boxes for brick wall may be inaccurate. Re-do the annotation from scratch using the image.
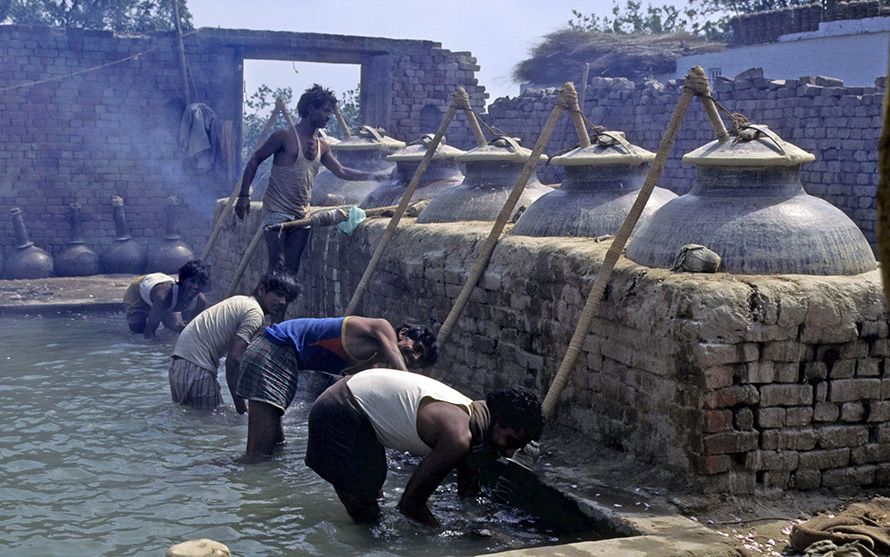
[0,26,485,268]
[486,69,883,249]
[211,205,890,494]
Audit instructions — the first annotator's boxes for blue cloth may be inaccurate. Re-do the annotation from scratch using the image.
[264,317,357,373]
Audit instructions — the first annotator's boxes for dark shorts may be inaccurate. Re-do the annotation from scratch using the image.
[235,335,300,411]
[305,377,387,501]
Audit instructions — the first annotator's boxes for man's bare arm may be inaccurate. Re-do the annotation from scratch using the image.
[144,284,174,339]
[320,150,387,182]
[235,130,287,219]
[225,337,249,414]
[346,317,408,371]
[399,402,472,527]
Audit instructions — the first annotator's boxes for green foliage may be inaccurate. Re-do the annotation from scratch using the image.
[569,0,731,42]
[324,84,360,140]
[241,84,295,161]
[2,0,193,32]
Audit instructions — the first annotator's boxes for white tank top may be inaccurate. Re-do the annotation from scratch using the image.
[262,126,323,218]
[138,273,196,311]
[347,368,473,456]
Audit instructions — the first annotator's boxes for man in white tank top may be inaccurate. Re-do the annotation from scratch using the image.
[234,85,388,322]
[305,369,545,527]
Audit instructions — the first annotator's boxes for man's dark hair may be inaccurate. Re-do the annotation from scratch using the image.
[177,260,211,288]
[297,84,338,118]
[486,387,545,441]
[397,323,439,368]
[253,268,302,303]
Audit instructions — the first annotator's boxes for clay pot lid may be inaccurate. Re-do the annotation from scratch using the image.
[386,134,466,162]
[682,124,815,167]
[551,131,655,166]
[456,136,549,164]
[330,125,405,151]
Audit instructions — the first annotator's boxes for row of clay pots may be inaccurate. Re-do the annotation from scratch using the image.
[2,196,195,280]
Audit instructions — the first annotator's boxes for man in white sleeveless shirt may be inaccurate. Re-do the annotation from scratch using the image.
[234,84,387,321]
[306,369,545,527]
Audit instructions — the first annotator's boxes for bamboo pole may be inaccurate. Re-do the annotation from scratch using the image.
[344,89,468,315]
[225,204,407,298]
[199,97,288,262]
[435,82,580,348]
[333,103,352,139]
[541,67,708,418]
[171,0,190,105]
[878,43,890,306]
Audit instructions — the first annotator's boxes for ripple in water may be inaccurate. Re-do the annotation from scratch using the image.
[0,314,594,556]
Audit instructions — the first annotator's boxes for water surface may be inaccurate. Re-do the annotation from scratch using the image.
[0,314,594,556]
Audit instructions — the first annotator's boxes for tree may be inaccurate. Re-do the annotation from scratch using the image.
[569,0,731,41]
[1,0,193,32]
[325,84,360,140]
[241,84,295,161]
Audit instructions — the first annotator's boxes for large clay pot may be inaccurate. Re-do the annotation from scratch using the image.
[359,134,465,209]
[511,132,676,238]
[416,136,551,223]
[625,125,876,275]
[101,196,147,274]
[5,207,53,279]
[55,202,100,277]
[147,196,194,274]
[309,126,404,206]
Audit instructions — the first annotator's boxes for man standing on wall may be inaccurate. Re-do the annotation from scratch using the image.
[234,84,387,321]
[306,369,545,527]
[235,316,438,458]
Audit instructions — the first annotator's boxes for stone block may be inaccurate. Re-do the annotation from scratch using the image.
[703,409,733,433]
[698,454,733,475]
[815,424,869,449]
[829,359,856,379]
[703,385,759,409]
[793,469,822,490]
[735,407,755,431]
[850,443,890,465]
[814,402,840,422]
[787,406,814,427]
[857,358,882,377]
[822,465,875,487]
[840,402,866,422]
[761,427,817,451]
[760,384,813,407]
[830,378,882,402]
[702,431,759,455]
[757,407,786,429]
[798,448,850,470]
[741,361,775,384]
[746,450,799,471]
[762,340,808,362]
[703,366,735,389]
[868,401,890,422]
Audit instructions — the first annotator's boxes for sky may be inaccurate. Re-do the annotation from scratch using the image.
[185,0,621,104]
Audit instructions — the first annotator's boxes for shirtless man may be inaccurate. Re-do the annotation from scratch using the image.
[234,84,387,321]
[122,260,210,339]
[306,369,545,527]
[235,316,438,458]
[168,268,301,411]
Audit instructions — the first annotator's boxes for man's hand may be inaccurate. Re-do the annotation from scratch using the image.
[397,500,440,528]
[235,397,248,415]
[234,196,250,220]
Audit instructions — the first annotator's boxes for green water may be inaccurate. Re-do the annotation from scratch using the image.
[0,314,594,556]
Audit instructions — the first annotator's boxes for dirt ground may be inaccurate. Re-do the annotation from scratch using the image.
[2,275,889,556]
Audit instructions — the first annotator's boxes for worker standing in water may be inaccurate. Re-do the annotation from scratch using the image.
[234,84,388,322]
[306,369,545,527]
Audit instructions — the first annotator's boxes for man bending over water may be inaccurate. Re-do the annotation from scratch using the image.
[123,260,210,339]
[168,269,301,411]
[236,317,438,457]
[306,369,545,527]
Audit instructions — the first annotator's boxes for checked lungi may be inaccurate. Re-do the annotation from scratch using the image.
[169,357,222,410]
[235,334,301,411]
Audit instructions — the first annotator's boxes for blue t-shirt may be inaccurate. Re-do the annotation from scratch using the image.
[265,317,359,373]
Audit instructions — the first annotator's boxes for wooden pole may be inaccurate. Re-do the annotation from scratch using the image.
[877,43,890,306]
[333,103,352,139]
[344,90,465,315]
[435,83,580,348]
[541,68,708,418]
[171,0,190,105]
[199,97,287,262]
